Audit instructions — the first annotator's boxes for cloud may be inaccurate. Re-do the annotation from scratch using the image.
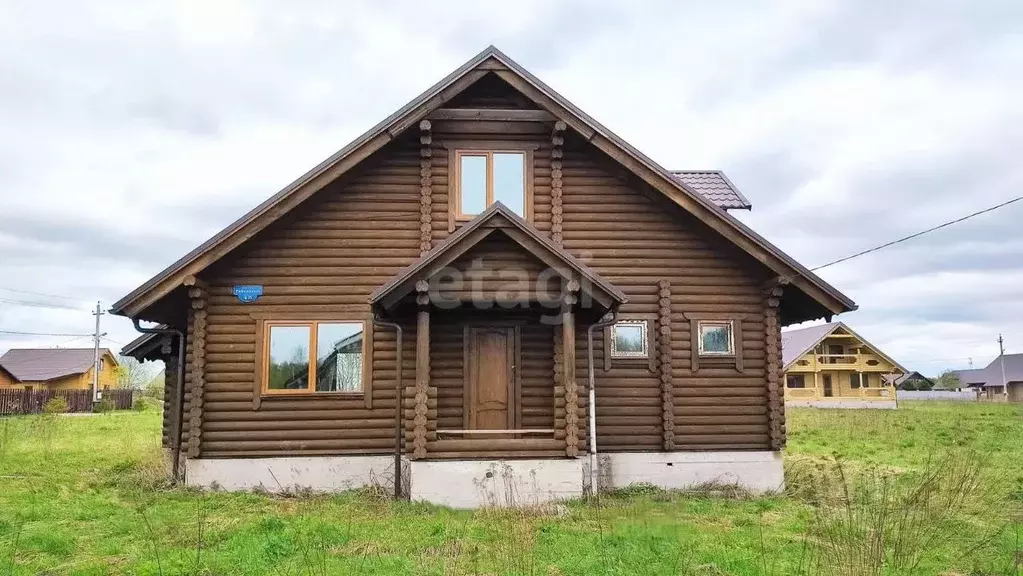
[0,0,1020,375]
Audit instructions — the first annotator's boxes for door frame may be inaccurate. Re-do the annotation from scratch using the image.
[463,323,521,429]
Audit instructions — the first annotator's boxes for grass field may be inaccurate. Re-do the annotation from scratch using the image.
[0,402,1021,575]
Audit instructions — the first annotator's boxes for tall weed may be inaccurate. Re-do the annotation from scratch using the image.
[788,451,1010,576]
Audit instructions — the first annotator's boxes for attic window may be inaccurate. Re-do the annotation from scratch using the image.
[457,151,526,217]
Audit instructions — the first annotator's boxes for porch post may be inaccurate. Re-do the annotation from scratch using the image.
[412,282,431,460]
[562,293,579,458]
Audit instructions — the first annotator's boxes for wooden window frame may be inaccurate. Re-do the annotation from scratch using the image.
[610,320,649,359]
[444,140,537,231]
[683,312,746,373]
[697,320,735,357]
[603,313,658,373]
[251,312,374,410]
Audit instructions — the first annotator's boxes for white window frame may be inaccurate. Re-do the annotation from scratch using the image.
[697,320,734,356]
[610,320,649,358]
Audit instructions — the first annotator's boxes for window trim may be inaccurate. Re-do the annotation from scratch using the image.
[682,312,746,373]
[603,313,658,373]
[250,312,374,410]
[610,320,649,359]
[444,140,537,231]
[261,320,369,396]
[697,320,735,357]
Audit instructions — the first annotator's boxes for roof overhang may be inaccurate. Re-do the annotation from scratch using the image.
[111,45,855,323]
[370,203,628,313]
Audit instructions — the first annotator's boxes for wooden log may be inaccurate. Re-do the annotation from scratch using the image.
[429,108,557,122]
[413,305,431,459]
[428,438,564,452]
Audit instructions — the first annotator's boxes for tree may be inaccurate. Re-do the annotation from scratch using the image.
[933,370,962,390]
[116,356,158,390]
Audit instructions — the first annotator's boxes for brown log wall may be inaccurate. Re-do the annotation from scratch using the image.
[560,133,773,452]
[193,136,422,457]
[177,77,776,458]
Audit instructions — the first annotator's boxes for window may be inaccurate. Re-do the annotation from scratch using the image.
[456,151,526,217]
[610,320,648,358]
[263,321,366,394]
[786,375,805,389]
[698,321,734,356]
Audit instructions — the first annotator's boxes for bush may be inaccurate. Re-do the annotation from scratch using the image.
[143,377,165,401]
[42,397,69,415]
[132,397,159,412]
[94,398,115,413]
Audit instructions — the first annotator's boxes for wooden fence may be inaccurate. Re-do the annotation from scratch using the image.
[0,389,134,416]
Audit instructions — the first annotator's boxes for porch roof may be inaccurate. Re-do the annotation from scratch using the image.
[369,203,628,311]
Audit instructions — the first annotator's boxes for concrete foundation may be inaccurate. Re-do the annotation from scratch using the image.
[589,451,784,493]
[181,450,784,505]
[184,455,397,493]
[409,459,583,508]
[787,399,898,409]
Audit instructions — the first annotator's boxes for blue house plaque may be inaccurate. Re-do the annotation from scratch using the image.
[232,285,263,303]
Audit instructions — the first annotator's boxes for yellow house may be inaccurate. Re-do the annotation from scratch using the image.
[782,322,906,409]
[0,348,120,391]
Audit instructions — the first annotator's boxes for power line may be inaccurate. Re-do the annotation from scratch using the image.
[0,329,94,337]
[0,297,86,311]
[811,195,1023,271]
[0,286,85,302]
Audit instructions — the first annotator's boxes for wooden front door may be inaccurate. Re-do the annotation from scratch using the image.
[465,326,516,430]
[822,374,833,397]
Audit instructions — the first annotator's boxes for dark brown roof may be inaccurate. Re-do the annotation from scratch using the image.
[370,202,628,311]
[671,171,751,210]
[110,45,855,322]
[0,348,116,382]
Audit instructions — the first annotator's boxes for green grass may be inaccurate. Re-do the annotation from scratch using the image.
[0,403,1020,575]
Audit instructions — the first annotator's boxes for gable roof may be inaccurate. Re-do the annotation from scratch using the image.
[781,321,907,373]
[953,368,987,386]
[991,353,1023,384]
[671,171,752,210]
[884,371,937,389]
[0,348,117,382]
[961,353,1023,387]
[370,202,628,311]
[0,363,18,383]
[110,45,855,322]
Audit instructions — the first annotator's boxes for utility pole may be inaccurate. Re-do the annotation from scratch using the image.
[92,301,104,403]
[998,334,1008,400]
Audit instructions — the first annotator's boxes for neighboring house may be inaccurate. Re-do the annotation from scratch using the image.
[0,348,119,391]
[955,354,1023,402]
[113,46,855,507]
[885,371,937,390]
[782,322,905,409]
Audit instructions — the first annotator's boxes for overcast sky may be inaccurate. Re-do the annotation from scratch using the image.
[1,1,1021,375]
